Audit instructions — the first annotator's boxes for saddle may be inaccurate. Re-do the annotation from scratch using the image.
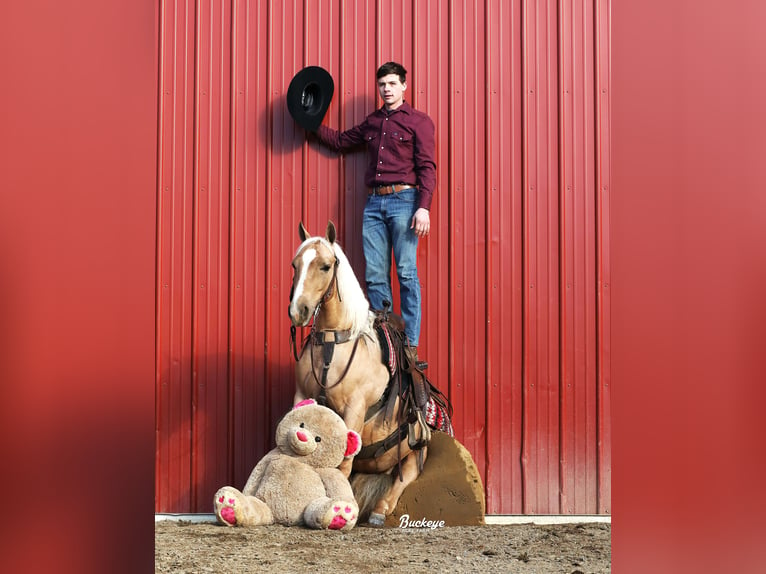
[356,309,454,474]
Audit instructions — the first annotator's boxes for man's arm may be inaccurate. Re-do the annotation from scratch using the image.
[314,122,367,153]
[413,115,436,211]
[411,115,436,236]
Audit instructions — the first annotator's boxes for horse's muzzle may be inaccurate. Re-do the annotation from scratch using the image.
[288,301,311,327]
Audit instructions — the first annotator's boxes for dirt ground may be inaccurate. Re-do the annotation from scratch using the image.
[155,520,611,573]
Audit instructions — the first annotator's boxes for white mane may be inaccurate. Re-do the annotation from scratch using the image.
[330,240,375,339]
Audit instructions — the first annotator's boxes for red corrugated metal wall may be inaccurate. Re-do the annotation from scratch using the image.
[156,0,611,515]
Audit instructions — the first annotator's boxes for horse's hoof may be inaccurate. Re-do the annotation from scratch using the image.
[367,512,385,527]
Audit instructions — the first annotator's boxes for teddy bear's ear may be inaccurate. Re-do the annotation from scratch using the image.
[293,399,316,409]
[344,429,362,458]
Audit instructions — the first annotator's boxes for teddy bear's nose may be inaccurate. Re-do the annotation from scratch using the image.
[296,430,309,442]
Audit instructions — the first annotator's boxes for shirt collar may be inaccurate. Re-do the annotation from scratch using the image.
[378,100,412,116]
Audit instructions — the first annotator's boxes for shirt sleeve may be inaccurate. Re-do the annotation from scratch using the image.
[413,115,437,211]
[316,121,367,152]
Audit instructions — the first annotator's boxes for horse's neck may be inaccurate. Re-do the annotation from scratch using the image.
[314,248,371,337]
[314,283,371,339]
[314,297,351,332]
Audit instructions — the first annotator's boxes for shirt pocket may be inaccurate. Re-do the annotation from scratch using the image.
[364,131,379,152]
[390,131,414,159]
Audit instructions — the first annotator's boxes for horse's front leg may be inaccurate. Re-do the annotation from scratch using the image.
[338,401,366,479]
[293,389,308,405]
[369,448,428,525]
[338,456,353,478]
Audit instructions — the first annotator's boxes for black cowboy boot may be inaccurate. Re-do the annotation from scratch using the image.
[405,345,428,371]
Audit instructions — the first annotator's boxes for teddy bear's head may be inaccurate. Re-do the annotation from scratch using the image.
[274,399,361,468]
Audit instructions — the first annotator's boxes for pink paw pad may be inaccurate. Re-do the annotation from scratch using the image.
[328,515,347,530]
[327,502,357,530]
[219,506,236,525]
[216,493,237,525]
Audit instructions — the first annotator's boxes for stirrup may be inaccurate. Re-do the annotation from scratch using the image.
[405,345,428,371]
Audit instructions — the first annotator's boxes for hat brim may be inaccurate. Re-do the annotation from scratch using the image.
[286,66,334,132]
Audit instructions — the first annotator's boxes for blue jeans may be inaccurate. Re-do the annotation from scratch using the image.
[362,188,421,346]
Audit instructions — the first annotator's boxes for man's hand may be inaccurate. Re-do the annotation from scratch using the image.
[411,208,430,238]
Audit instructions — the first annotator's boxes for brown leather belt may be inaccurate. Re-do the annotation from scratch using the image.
[369,183,415,196]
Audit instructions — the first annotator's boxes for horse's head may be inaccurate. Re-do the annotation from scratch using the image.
[288,221,339,326]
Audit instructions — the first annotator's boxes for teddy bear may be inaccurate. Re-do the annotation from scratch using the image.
[213,399,362,530]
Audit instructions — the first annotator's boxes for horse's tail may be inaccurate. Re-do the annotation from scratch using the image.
[350,472,393,522]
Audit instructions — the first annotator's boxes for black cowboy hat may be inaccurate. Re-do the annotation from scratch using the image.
[286,66,334,132]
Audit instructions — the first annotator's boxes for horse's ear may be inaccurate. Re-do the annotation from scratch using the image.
[298,221,310,242]
[325,220,336,244]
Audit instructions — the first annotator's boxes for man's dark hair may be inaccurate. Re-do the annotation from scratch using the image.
[376,62,407,83]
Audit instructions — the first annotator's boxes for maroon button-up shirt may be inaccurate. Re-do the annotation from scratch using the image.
[316,101,437,211]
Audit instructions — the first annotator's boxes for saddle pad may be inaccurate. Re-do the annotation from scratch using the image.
[375,322,398,376]
[426,397,454,436]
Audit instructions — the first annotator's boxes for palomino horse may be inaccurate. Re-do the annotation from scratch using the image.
[288,221,449,525]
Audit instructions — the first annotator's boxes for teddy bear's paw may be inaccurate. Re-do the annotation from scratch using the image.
[326,501,358,531]
[214,487,242,526]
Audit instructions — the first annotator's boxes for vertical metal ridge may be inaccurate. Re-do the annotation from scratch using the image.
[156,0,197,513]
[262,0,273,455]
[447,2,457,428]
[558,0,570,515]
[595,0,611,515]
[188,0,233,509]
[519,0,530,515]
[483,0,494,514]
[300,0,309,226]
[189,0,201,512]
[558,0,600,515]
[482,0,525,515]
[521,0,562,514]
[337,0,346,230]
[155,0,167,513]
[226,0,239,486]
[558,0,567,516]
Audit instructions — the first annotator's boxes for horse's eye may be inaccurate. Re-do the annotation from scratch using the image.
[315,436,321,442]
[320,264,331,272]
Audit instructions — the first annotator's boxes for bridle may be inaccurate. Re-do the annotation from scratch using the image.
[289,255,360,402]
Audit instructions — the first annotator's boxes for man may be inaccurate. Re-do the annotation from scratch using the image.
[307,61,436,369]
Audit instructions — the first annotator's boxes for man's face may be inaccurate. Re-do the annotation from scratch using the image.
[377,73,406,110]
